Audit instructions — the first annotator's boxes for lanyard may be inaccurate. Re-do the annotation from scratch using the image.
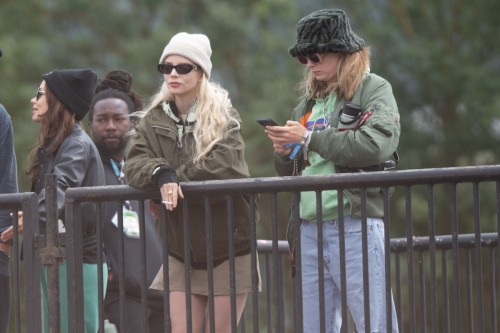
[110,158,131,210]
[110,158,125,185]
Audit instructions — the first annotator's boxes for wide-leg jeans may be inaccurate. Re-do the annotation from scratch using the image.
[301,216,399,333]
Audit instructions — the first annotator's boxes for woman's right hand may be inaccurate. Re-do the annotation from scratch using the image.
[148,201,161,219]
[1,212,23,242]
[265,126,292,156]
[273,142,292,157]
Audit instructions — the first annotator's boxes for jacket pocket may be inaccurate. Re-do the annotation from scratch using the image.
[366,100,400,137]
[153,126,178,164]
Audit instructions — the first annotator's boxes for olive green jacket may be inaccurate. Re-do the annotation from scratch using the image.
[273,73,401,248]
[123,106,256,267]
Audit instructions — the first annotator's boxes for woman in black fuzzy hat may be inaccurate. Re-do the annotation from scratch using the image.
[266,9,400,333]
[3,69,108,332]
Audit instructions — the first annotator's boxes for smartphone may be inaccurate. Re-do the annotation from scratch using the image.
[256,117,280,128]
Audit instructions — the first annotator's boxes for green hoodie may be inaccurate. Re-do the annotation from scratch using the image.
[274,73,401,249]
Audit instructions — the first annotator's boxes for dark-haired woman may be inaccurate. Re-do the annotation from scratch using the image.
[88,70,165,332]
[267,9,400,333]
[3,69,108,332]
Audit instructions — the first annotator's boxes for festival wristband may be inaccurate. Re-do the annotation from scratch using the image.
[285,142,302,159]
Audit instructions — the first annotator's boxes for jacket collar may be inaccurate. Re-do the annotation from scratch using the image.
[161,100,197,127]
[39,122,81,152]
[150,105,177,129]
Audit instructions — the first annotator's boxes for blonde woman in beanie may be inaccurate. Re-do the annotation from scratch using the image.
[266,9,400,333]
[124,32,260,332]
[2,69,108,332]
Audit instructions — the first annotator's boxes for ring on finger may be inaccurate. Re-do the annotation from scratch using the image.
[167,190,173,194]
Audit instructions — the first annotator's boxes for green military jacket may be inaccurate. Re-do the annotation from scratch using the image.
[123,106,256,267]
[274,73,401,249]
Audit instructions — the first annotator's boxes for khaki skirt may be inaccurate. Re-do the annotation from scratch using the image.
[150,253,262,296]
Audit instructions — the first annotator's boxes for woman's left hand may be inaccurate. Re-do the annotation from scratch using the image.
[160,182,184,211]
[1,211,23,242]
[265,121,307,145]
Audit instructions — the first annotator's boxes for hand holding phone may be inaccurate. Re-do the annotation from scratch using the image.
[256,117,280,128]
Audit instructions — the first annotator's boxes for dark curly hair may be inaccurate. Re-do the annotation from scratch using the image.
[88,70,143,121]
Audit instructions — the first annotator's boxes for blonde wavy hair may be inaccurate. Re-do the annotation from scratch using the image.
[299,47,371,101]
[136,74,239,163]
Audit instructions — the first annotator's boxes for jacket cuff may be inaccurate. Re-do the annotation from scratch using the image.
[152,165,179,188]
[279,151,292,162]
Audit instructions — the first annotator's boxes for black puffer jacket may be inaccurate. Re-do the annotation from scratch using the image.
[34,123,105,264]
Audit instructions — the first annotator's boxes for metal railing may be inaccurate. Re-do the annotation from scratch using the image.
[2,165,500,332]
[0,192,41,333]
[255,234,499,333]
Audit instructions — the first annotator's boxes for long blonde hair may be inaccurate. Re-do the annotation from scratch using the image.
[137,75,239,163]
[299,47,371,101]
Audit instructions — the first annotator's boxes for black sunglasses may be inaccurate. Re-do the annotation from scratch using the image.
[157,63,199,75]
[296,54,322,65]
[36,88,45,101]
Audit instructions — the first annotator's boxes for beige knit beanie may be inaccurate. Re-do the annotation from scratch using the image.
[159,32,212,79]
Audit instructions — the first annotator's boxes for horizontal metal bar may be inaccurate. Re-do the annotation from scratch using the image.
[257,233,498,256]
[391,233,498,252]
[0,192,37,209]
[64,165,500,202]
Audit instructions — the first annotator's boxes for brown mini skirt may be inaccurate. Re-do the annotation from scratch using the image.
[150,253,262,296]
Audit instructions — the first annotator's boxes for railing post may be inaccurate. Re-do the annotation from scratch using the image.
[472,182,484,333]
[21,192,42,333]
[249,194,259,333]
[38,174,66,333]
[205,196,215,333]
[271,193,281,333]
[451,184,461,333]
[293,192,303,333]
[406,186,416,333]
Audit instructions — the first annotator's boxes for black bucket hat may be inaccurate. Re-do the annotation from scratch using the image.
[288,9,365,58]
[42,69,97,120]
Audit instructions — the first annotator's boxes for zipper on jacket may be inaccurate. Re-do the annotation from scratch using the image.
[177,137,182,166]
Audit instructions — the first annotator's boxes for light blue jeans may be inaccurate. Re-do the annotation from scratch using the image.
[300,216,399,333]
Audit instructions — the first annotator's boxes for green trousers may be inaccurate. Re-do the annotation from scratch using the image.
[41,259,108,333]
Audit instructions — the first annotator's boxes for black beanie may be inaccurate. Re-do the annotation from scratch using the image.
[42,69,98,120]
